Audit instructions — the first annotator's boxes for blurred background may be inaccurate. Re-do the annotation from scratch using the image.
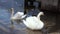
[0,0,60,34]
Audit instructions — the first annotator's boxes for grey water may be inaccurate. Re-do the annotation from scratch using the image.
[0,0,42,34]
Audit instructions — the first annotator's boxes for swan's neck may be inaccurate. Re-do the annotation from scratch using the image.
[11,8,14,17]
[37,12,42,19]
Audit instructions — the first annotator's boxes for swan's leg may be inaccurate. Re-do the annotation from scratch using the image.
[11,20,14,24]
[10,20,14,34]
[10,20,14,29]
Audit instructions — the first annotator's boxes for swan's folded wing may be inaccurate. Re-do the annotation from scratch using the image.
[26,17,44,29]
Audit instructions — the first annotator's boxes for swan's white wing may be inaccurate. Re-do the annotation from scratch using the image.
[14,12,24,17]
[26,16,44,30]
[13,12,24,19]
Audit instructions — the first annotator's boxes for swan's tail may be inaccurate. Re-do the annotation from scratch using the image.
[22,15,26,18]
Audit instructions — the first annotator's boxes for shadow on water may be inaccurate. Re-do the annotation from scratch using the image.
[49,14,60,33]
[41,11,60,33]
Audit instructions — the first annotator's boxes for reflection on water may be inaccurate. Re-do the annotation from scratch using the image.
[0,8,58,34]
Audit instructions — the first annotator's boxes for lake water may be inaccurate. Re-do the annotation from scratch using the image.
[0,0,60,34]
[0,0,28,34]
[0,5,27,34]
[0,8,57,34]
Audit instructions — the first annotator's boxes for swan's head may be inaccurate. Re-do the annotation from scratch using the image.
[39,12,44,16]
[10,8,14,14]
[37,12,44,18]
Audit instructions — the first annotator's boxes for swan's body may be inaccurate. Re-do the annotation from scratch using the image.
[10,8,25,23]
[11,12,24,20]
[22,12,44,30]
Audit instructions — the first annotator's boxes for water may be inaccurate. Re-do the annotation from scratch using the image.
[0,0,59,34]
[1,7,28,34]
[0,8,51,34]
[0,0,27,34]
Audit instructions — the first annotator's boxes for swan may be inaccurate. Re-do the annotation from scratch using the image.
[10,8,25,24]
[22,12,44,30]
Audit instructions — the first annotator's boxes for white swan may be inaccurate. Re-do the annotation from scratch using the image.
[10,8,25,24]
[22,12,44,30]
